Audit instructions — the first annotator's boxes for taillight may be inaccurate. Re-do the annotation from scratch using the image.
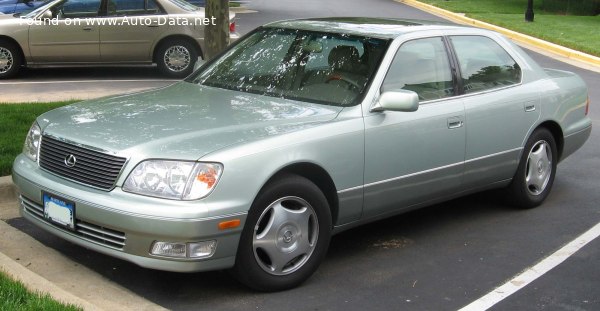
[585,96,589,116]
[229,21,235,33]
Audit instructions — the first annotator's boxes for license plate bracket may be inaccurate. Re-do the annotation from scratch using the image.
[42,192,75,231]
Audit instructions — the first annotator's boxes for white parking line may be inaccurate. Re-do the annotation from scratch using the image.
[459,221,600,311]
[0,79,177,85]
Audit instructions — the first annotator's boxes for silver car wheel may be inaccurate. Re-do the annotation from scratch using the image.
[253,196,319,276]
[0,47,13,74]
[525,140,552,196]
[163,45,190,72]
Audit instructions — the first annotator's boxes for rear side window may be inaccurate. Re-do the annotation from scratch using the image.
[450,36,521,94]
[108,0,163,16]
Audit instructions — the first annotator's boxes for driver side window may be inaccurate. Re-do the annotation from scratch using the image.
[382,37,455,101]
[53,0,101,19]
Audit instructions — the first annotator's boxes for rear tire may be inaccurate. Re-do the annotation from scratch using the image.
[506,128,557,208]
[233,174,332,291]
[0,40,22,79]
[155,39,198,79]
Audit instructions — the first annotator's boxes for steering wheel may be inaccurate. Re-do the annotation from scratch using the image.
[325,74,361,91]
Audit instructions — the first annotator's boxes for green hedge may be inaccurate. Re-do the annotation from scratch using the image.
[542,0,600,15]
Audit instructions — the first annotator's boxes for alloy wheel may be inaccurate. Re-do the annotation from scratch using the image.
[253,196,319,276]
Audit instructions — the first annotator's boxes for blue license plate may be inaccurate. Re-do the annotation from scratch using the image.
[42,193,75,230]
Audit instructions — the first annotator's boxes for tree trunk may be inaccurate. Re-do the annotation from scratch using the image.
[205,0,230,60]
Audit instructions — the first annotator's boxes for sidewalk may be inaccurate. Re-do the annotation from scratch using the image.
[0,176,166,311]
[398,0,600,73]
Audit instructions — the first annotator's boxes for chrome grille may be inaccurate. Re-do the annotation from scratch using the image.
[39,136,126,190]
[20,196,126,250]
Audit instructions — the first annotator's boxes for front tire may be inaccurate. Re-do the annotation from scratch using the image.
[0,40,22,79]
[507,128,557,208]
[233,174,332,291]
[155,39,198,78]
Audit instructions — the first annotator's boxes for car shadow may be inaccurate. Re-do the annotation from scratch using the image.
[7,190,521,309]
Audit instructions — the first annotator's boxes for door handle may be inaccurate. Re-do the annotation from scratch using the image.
[447,116,464,129]
[448,120,463,129]
[82,27,93,31]
[524,105,536,112]
[147,25,159,28]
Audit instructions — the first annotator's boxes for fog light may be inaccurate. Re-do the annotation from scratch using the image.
[151,242,187,258]
[189,240,217,258]
[150,240,217,259]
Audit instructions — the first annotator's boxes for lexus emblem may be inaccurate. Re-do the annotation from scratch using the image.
[64,154,77,167]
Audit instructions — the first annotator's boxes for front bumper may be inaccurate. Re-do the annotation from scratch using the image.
[12,154,248,272]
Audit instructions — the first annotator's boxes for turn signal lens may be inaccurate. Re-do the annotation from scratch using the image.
[184,163,223,200]
[218,219,241,230]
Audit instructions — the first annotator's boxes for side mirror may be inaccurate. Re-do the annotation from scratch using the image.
[193,57,206,71]
[40,9,52,20]
[371,90,419,112]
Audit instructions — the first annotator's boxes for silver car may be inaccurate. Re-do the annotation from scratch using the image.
[12,18,591,291]
[0,0,236,78]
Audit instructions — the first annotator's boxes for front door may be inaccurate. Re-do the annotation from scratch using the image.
[28,0,101,63]
[363,36,466,218]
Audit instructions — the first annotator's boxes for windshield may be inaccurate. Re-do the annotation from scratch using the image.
[187,27,389,107]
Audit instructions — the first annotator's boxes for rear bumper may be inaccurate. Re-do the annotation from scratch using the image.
[561,123,592,161]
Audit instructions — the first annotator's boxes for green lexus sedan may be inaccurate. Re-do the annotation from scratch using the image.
[12,18,591,291]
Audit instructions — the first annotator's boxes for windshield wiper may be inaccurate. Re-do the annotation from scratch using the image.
[13,12,22,17]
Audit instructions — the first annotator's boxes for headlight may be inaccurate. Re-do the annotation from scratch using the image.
[123,160,223,200]
[23,122,42,162]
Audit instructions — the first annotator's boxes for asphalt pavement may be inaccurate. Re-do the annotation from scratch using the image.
[2,0,599,310]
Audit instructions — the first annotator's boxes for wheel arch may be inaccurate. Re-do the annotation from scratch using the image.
[261,162,340,228]
[536,120,564,161]
[0,36,26,65]
[152,35,204,62]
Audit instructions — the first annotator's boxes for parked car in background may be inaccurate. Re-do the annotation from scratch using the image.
[12,18,591,291]
[0,0,47,14]
[0,0,237,78]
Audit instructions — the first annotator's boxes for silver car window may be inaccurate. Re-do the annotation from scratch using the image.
[382,37,455,101]
[52,0,101,18]
[449,35,522,94]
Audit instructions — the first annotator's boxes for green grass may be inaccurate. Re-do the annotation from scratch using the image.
[420,0,600,57]
[0,102,76,177]
[0,271,81,311]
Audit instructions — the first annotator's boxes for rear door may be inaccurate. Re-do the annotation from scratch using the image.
[99,0,166,62]
[448,35,540,189]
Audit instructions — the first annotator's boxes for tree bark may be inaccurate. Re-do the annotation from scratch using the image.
[525,0,535,22]
[205,0,230,60]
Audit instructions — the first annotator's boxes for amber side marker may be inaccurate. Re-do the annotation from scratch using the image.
[218,219,241,230]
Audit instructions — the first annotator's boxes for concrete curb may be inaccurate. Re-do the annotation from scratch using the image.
[0,176,166,311]
[0,251,101,311]
[0,176,98,310]
[398,0,600,69]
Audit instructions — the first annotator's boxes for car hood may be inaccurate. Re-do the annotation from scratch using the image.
[38,82,343,161]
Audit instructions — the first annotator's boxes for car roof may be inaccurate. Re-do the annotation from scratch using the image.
[264,17,468,39]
